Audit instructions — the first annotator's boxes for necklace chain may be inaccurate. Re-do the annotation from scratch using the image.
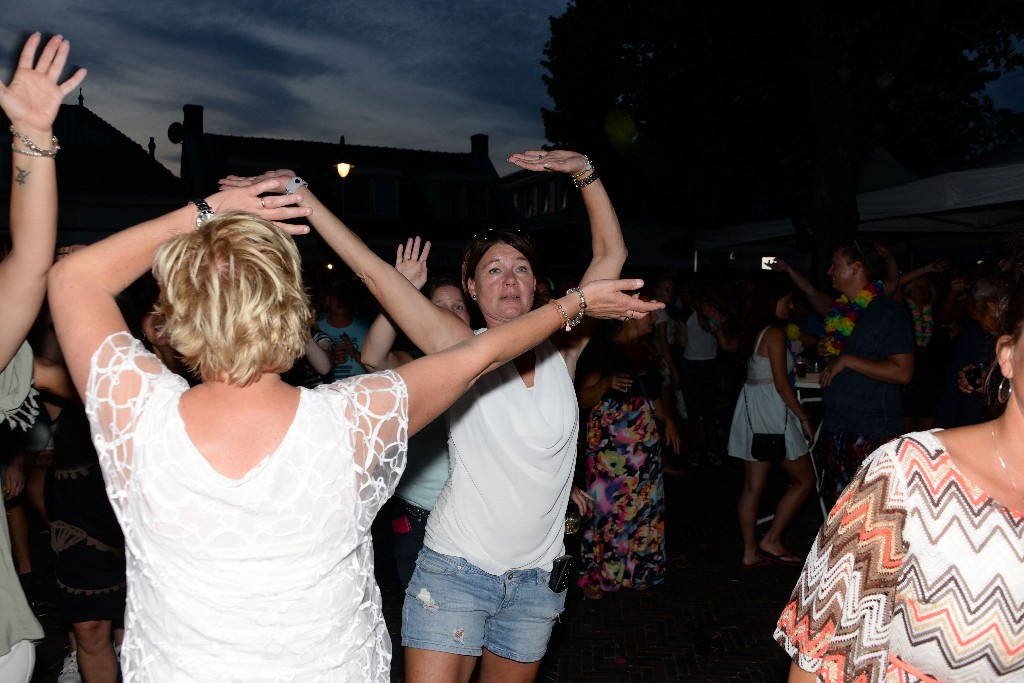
[989,426,1024,505]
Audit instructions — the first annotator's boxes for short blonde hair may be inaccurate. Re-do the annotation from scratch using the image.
[152,211,312,385]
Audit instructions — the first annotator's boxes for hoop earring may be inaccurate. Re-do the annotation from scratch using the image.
[998,376,1013,404]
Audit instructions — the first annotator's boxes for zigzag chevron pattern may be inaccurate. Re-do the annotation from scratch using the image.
[775,431,1024,681]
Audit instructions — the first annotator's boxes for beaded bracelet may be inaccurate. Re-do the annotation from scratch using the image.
[549,299,572,331]
[566,286,586,327]
[571,159,592,179]
[572,167,599,189]
[9,126,60,157]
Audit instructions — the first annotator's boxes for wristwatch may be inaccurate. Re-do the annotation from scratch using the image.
[190,198,215,227]
[284,177,308,195]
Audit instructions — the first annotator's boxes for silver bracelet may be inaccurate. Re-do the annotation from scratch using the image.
[9,126,60,157]
[570,158,592,179]
[566,286,586,326]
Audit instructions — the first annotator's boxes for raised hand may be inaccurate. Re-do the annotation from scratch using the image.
[205,178,312,234]
[577,278,664,321]
[395,237,431,290]
[219,169,297,192]
[507,149,590,177]
[0,33,87,136]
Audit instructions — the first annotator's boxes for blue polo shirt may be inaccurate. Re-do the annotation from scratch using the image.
[822,294,914,438]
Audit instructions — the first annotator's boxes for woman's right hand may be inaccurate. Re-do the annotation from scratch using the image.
[0,33,86,137]
[395,237,431,290]
[578,279,664,321]
[608,371,632,393]
[799,418,814,443]
[204,179,312,233]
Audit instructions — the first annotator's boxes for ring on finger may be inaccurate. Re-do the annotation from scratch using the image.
[260,197,266,209]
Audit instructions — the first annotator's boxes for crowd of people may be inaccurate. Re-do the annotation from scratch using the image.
[1,30,1022,683]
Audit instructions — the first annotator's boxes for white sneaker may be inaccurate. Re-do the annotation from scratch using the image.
[57,651,82,683]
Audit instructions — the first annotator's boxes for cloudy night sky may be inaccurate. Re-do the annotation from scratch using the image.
[1,1,567,175]
[3,3,1022,182]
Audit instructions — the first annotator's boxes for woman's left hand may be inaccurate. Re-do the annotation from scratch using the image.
[507,150,589,176]
[578,279,664,321]
[205,179,312,234]
[219,169,297,192]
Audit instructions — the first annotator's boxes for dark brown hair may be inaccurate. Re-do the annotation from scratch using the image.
[461,229,540,295]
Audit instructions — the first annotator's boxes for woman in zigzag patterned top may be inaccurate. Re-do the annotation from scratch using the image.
[777,272,1024,681]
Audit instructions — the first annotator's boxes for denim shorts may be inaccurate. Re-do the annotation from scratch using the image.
[401,546,566,662]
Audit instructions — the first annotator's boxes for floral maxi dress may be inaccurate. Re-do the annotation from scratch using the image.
[579,359,666,592]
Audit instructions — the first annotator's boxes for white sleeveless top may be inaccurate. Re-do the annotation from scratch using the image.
[425,337,577,575]
[85,333,407,682]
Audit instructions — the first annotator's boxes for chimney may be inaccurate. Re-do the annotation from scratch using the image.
[183,104,204,136]
[181,105,206,195]
[148,137,156,158]
[471,134,489,159]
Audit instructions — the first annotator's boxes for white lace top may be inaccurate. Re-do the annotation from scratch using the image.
[85,333,407,682]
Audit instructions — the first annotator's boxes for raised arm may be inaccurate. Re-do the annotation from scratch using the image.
[303,333,334,376]
[361,237,430,372]
[892,258,949,302]
[221,171,471,355]
[398,279,664,434]
[769,259,833,316]
[874,242,900,295]
[508,151,626,285]
[507,151,627,361]
[0,33,86,368]
[48,182,309,398]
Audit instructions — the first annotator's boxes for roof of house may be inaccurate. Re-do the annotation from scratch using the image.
[2,101,187,237]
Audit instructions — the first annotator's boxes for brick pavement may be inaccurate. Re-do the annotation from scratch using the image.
[27,456,824,682]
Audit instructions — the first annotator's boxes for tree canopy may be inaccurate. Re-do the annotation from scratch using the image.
[541,0,1024,253]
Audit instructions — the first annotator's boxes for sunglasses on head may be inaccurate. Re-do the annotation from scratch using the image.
[471,227,530,242]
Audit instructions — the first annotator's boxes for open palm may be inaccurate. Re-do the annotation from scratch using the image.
[0,33,87,133]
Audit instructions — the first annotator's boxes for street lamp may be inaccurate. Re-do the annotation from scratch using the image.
[336,162,354,178]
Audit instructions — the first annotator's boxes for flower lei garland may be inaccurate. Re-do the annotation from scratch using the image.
[906,300,933,348]
[823,280,884,356]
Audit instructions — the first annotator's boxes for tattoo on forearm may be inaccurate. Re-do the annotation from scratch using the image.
[15,167,31,185]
